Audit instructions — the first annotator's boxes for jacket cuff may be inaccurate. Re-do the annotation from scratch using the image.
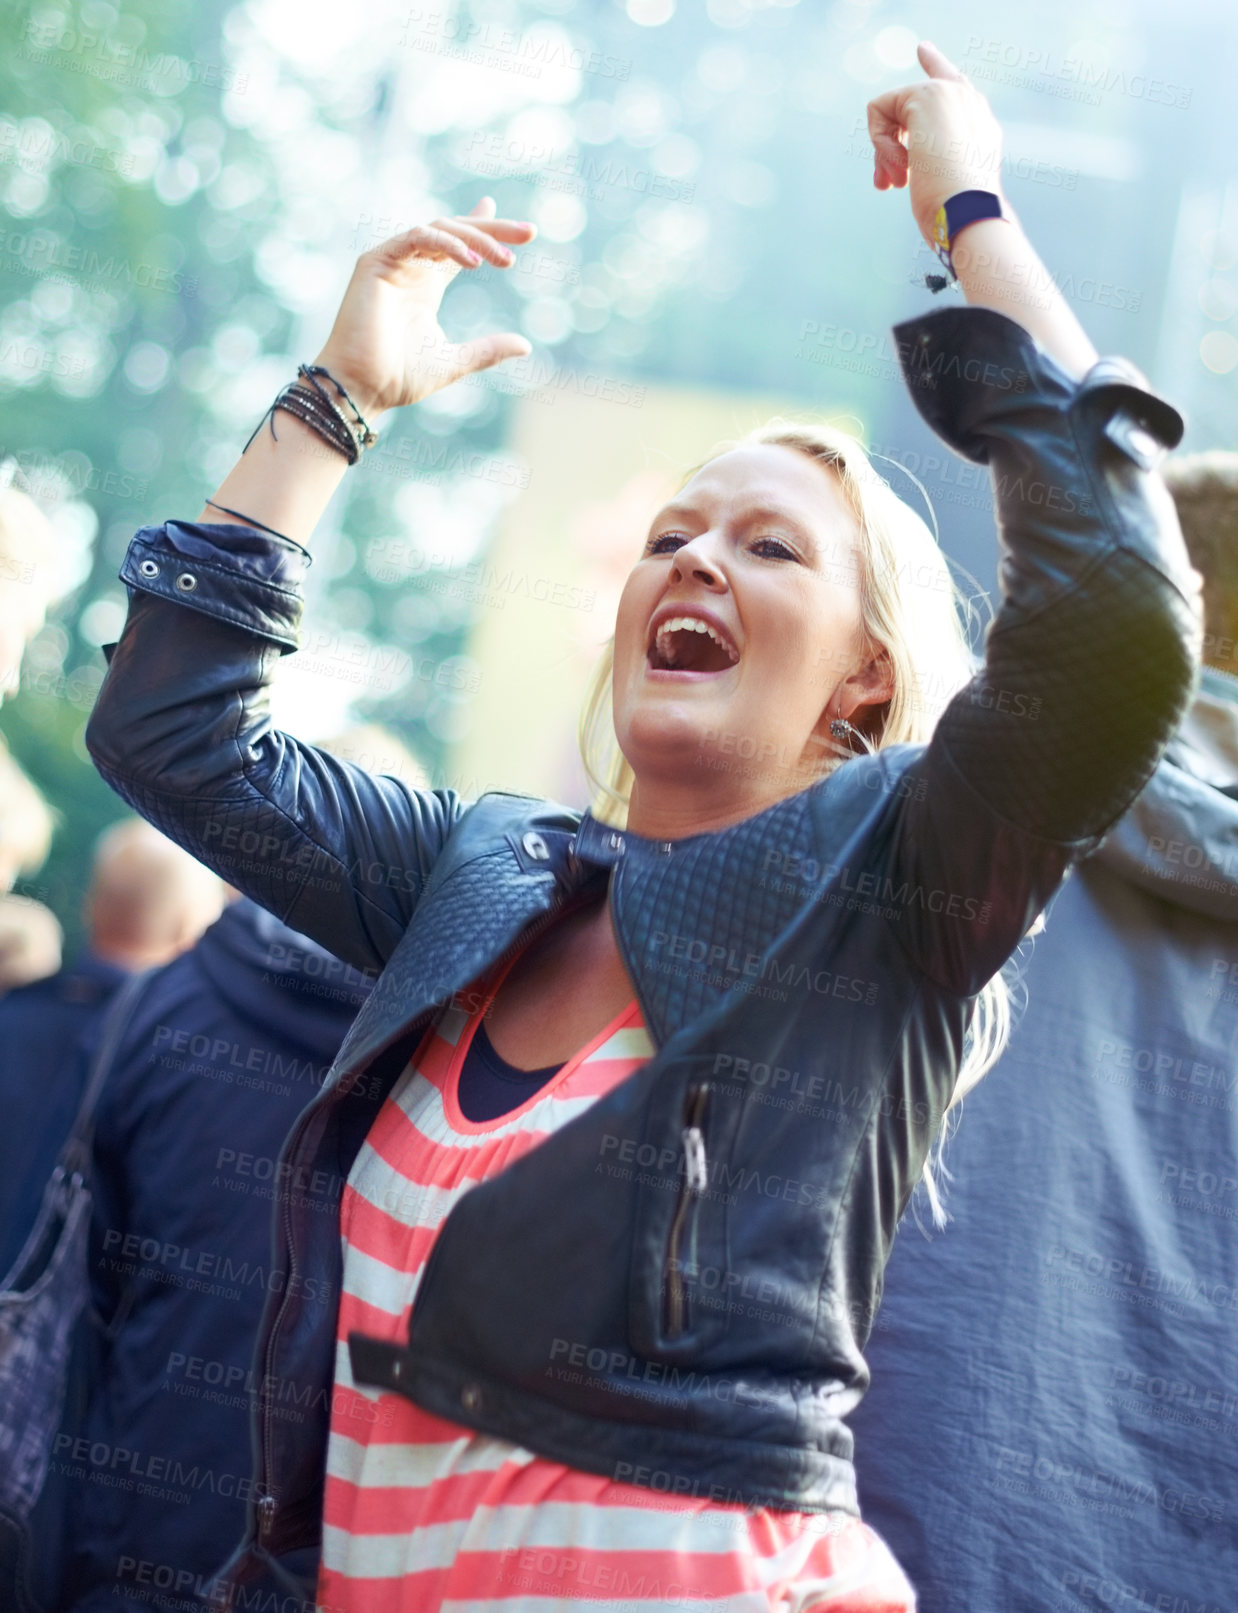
[118,520,310,652]
[891,305,1184,464]
[1073,356,1185,465]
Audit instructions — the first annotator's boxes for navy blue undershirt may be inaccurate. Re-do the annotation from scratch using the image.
[457,1016,563,1122]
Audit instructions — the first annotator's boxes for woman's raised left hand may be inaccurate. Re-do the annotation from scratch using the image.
[866,41,1009,248]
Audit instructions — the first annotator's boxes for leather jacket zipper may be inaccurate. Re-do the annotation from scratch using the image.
[256,1491,276,1543]
[253,1094,317,1549]
[664,1081,710,1339]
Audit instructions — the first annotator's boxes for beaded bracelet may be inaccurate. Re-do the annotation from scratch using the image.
[276,384,359,462]
[242,364,380,466]
[300,364,377,447]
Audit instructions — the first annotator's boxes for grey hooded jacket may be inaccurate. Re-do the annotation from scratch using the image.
[853,666,1238,1611]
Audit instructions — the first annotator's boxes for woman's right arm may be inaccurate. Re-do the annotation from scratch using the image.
[195,196,536,545]
[85,201,538,975]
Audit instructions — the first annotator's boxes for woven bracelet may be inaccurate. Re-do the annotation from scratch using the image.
[279,385,359,459]
[242,364,379,466]
[266,385,358,463]
[298,364,378,448]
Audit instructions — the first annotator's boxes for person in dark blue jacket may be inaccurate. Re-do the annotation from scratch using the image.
[0,818,224,1281]
[851,454,1238,1612]
[58,895,375,1610]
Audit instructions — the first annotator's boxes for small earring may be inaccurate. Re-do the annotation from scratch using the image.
[829,701,854,741]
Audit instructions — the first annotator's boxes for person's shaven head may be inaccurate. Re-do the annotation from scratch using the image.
[84,818,226,972]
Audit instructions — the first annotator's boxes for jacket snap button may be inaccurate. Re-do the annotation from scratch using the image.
[391,1359,403,1381]
[522,831,549,861]
[461,1383,482,1412]
[138,558,159,578]
[175,572,198,592]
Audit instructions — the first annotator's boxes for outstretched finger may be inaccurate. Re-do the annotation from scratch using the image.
[917,39,967,81]
[459,214,539,245]
[378,223,487,273]
[432,216,526,266]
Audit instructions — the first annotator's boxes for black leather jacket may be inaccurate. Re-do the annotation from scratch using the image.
[84,307,1200,1591]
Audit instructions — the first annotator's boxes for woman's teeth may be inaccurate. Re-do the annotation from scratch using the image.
[653,617,739,668]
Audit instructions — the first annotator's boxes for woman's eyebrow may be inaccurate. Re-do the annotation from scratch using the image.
[650,501,700,524]
[739,503,819,547]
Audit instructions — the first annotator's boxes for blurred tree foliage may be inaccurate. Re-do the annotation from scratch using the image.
[1,0,285,952]
[1,0,1217,954]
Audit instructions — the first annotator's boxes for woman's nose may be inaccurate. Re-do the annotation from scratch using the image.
[670,536,726,589]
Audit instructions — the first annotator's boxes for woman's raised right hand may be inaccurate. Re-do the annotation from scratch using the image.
[310,196,538,419]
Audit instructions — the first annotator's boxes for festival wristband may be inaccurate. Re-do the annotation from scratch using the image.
[930,189,1007,285]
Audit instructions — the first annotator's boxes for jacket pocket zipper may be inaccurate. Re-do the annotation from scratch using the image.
[663,1081,710,1340]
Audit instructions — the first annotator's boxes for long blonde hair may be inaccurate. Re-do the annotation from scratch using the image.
[577,416,1019,1226]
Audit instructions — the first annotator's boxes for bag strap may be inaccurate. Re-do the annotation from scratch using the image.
[57,967,158,1182]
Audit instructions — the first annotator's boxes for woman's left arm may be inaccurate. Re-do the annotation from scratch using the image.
[857,45,1204,996]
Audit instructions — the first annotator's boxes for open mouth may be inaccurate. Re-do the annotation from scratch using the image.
[647,615,740,675]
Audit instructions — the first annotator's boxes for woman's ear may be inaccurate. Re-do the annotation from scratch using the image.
[840,646,895,717]
[807,646,896,760]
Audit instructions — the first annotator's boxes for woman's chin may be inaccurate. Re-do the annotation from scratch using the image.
[620,706,781,792]
[620,698,813,801]
[620,699,726,761]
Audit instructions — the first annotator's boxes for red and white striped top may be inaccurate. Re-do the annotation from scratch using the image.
[319,944,915,1613]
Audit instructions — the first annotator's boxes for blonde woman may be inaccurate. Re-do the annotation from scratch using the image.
[86,43,1199,1613]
